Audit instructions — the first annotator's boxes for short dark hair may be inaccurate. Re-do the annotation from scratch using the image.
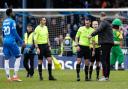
[84,17,91,21]
[39,17,46,21]
[27,23,33,27]
[6,8,12,16]
[27,23,33,30]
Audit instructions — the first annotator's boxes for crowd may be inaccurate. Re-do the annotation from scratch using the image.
[1,8,126,82]
[0,12,128,48]
[0,0,128,8]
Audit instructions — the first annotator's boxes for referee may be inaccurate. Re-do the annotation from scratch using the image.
[34,17,56,81]
[75,18,94,81]
[89,21,101,80]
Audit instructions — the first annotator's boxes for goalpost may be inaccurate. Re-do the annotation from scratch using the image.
[0,8,128,12]
[0,9,128,53]
[0,8,128,69]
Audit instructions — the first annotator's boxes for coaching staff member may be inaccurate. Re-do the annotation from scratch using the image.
[88,12,114,81]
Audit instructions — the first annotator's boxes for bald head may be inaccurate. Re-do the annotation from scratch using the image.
[100,12,107,21]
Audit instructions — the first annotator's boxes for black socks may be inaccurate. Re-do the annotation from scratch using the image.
[48,63,52,77]
[76,64,80,78]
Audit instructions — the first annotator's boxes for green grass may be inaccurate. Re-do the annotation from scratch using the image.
[0,69,128,89]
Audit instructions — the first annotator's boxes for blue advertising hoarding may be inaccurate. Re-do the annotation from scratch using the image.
[0,47,128,70]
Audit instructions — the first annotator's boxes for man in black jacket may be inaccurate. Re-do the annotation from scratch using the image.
[88,12,114,81]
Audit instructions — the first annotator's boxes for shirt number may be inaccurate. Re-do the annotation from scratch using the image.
[3,26,10,35]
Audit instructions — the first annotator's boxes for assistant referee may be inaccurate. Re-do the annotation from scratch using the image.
[34,17,56,81]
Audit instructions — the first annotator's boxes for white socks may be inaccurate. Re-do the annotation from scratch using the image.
[4,60,10,78]
[4,57,21,79]
[14,57,21,77]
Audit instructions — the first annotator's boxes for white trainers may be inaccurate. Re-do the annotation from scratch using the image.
[98,76,109,81]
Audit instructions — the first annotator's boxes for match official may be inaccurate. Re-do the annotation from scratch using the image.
[75,18,94,81]
[34,17,56,81]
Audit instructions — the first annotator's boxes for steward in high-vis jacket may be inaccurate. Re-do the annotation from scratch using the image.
[63,34,73,56]
[22,24,35,77]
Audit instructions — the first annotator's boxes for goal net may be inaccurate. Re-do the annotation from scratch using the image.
[0,9,128,55]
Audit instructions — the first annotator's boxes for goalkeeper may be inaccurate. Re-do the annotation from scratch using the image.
[110,18,124,70]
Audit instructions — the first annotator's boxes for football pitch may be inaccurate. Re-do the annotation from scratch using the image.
[0,70,128,89]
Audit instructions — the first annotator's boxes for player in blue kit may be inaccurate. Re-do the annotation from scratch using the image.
[1,8,24,82]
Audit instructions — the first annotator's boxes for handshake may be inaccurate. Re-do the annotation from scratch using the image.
[86,35,92,39]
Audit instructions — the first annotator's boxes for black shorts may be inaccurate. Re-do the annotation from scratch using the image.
[90,48,101,62]
[77,45,91,59]
[38,44,51,60]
